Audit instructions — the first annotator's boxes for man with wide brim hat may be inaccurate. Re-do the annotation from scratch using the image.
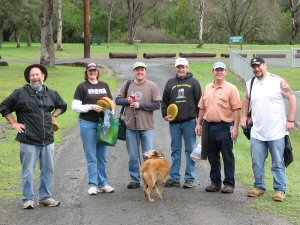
[24,64,48,83]
[0,64,67,209]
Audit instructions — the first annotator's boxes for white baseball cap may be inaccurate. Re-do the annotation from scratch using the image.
[175,58,188,67]
[213,62,227,70]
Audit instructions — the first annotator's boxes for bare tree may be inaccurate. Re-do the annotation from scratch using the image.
[102,0,116,48]
[57,0,63,50]
[124,0,159,44]
[193,0,205,46]
[27,30,31,46]
[40,0,55,67]
[16,30,21,48]
[210,0,265,41]
[289,0,300,45]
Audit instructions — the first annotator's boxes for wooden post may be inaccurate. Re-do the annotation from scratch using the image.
[83,0,90,58]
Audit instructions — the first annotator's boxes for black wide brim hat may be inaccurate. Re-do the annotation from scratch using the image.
[24,64,48,83]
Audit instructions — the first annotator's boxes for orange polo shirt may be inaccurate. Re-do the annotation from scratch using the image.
[198,81,241,123]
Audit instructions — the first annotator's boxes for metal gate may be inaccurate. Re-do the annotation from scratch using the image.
[292,48,300,68]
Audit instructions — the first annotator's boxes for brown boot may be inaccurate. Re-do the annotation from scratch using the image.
[221,185,234,193]
[205,183,221,192]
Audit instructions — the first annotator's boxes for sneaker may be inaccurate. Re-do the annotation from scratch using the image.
[205,183,221,192]
[39,198,60,207]
[274,191,285,202]
[247,188,265,197]
[164,178,180,187]
[221,185,234,193]
[183,180,194,189]
[98,185,115,193]
[23,200,34,209]
[88,186,98,195]
[127,181,140,189]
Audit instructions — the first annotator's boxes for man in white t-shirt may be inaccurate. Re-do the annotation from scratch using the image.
[241,56,296,202]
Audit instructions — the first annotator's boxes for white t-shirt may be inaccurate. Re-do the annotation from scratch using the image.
[247,73,287,141]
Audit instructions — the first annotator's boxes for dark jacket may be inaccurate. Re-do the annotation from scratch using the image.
[0,84,67,145]
[161,72,202,123]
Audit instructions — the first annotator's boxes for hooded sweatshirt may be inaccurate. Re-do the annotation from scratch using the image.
[161,72,202,123]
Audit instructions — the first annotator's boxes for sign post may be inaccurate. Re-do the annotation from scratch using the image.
[229,36,244,50]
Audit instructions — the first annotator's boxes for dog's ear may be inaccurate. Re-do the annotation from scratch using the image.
[153,151,159,157]
[154,150,164,158]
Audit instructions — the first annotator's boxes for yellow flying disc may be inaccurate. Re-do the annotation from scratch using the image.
[52,119,59,132]
[97,99,110,111]
[101,97,115,111]
[167,104,178,121]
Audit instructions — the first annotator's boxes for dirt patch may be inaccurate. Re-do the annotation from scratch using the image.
[0,124,13,141]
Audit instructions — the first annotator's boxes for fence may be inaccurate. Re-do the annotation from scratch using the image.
[230,50,300,129]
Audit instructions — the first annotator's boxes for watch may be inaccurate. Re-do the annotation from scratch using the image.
[52,113,57,118]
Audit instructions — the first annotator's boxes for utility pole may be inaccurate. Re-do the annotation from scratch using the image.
[83,0,90,58]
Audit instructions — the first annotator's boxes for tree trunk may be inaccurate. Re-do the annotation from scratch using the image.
[27,30,31,47]
[0,25,3,48]
[57,0,63,51]
[16,30,21,48]
[40,0,55,67]
[198,0,204,46]
[107,2,113,48]
[127,0,134,45]
[289,0,300,45]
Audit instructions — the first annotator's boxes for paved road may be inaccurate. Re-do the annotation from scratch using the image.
[1,59,293,225]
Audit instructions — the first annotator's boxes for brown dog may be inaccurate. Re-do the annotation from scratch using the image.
[141,150,170,203]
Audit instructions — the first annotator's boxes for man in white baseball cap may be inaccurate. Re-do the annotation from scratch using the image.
[162,57,202,189]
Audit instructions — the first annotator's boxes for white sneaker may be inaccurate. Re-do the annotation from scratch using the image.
[98,185,115,193]
[88,186,98,195]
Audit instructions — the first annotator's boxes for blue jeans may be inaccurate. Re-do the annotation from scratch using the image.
[207,123,235,187]
[79,118,108,188]
[169,119,196,182]
[20,143,54,202]
[250,137,286,192]
[126,128,154,183]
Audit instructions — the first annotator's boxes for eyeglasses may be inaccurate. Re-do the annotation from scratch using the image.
[214,68,225,71]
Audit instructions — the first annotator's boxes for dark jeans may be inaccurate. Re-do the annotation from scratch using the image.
[207,122,235,187]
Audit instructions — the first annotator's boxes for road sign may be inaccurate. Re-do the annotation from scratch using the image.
[229,36,244,50]
[230,36,244,43]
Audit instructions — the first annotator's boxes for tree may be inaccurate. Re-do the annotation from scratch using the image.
[163,0,198,41]
[57,0,63,50]
[124,0,159,44]
[193,0,205,46]
[207,0,282,43]
[289,0,300,45]
[40,0,55,67]
[101,0,116,48]
[0,0,21,47]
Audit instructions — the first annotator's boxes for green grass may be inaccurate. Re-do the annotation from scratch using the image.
[2,42,300,60]
[0,43,299,224]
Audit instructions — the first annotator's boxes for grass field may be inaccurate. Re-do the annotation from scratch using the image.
[2,42,300,60]
[0,42,299,224]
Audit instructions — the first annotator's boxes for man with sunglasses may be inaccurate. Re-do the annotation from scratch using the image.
[241,56,296,201]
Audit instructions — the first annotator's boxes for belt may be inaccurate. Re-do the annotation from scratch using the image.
[207,121,232,126]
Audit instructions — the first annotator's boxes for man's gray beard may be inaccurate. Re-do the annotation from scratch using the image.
[29,83,43,91]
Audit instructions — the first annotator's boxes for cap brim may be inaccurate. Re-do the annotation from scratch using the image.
[87,66,97,71]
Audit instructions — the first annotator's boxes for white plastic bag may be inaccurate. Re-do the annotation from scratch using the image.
[190,136,202,161]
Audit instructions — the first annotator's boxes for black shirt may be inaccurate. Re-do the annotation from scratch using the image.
[73,80,112,122]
